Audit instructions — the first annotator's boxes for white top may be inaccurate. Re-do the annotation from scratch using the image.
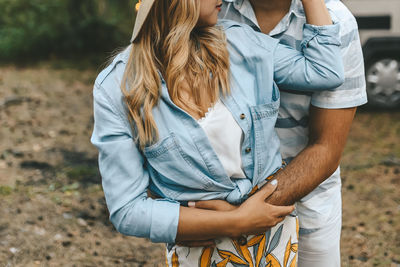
[198,100,246,178]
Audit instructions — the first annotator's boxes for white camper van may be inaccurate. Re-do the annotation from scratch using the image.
[343,0,400,108]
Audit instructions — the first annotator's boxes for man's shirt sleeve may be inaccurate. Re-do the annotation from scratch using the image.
[311,8,368,109]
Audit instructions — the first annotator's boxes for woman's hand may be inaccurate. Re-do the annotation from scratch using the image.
[231,180,294,236]
[177,180,294,247]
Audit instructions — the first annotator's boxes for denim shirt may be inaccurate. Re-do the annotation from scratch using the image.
[91,20,344,243]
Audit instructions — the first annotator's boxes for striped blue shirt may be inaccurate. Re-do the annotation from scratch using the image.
[220,0,367,231]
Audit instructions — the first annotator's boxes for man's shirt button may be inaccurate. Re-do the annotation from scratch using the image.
[245,147,251,153]
[240,113,246,120]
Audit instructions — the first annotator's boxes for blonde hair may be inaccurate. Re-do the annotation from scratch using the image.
[122,0,230,149]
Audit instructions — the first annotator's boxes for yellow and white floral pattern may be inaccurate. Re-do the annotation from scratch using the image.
[166,215,299,267]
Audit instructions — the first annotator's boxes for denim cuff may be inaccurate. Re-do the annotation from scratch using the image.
[150,198,181,243]
[301,22,341,49]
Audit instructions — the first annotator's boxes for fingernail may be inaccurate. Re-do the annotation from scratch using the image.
[188,201,196,208]
[270,179,278,186]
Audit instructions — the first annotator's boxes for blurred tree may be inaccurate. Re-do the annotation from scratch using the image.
[0,0,137,62]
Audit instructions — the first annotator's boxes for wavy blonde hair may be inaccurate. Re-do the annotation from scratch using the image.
[121,0,230,149]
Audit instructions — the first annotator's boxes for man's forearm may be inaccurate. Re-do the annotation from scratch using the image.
[266,106,356,206]
[267,143,340,206]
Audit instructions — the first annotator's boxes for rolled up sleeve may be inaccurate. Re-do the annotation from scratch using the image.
[90,83,180,243]
[300,23,341,48]
[273,23,345,91]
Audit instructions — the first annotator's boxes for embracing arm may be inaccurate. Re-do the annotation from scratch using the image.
[266,1,351,202]
[177,181,293,242]
[193,106,356,210]
[266,106,356,206]
[269,8,366,205]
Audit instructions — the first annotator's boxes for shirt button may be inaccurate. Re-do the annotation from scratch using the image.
[240,113,246,120]
[245,147,251,153]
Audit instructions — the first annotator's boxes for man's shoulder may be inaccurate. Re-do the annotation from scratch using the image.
[326,0,358,30]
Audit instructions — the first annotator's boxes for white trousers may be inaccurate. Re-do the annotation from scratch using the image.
[298,210,342,267]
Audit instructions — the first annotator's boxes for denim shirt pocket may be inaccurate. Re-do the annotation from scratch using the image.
[143,133,215,198]
[249,92,282,179]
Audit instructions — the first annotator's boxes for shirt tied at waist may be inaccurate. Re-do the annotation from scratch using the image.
[225,178,253,205]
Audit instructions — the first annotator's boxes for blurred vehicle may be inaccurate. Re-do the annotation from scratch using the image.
[343,0,400,108]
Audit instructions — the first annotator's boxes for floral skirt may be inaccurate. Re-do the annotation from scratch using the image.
[166,214,299,267]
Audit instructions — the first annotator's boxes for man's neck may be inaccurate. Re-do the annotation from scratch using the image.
[249,0,292,12]
[249,0,292,34]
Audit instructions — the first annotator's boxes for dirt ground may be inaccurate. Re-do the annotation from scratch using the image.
[0,65,399,267]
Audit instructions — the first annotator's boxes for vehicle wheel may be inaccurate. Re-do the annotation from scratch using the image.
[365,57,400,108]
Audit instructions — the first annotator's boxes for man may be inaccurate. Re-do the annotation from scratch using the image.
[216,0,367,265]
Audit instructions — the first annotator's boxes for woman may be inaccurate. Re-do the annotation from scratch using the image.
[91,0,344,266]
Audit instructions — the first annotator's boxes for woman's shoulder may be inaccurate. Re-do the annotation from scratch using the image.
[217,19,279,52]
[93,46,132,116]
[95,46,131,91]
[94,46,131,100]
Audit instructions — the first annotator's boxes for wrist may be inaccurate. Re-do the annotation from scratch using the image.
[224,210,244,237]
[266,189,281,205]
[268,189,295,206]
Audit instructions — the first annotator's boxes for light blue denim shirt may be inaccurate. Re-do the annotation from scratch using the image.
[91,20,344,243]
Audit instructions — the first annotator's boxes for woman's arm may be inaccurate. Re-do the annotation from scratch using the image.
[92,82,293,243]
[272,22,344,91]
[270,0,344,91]
[91,83,180,243]
[177,181,294,242]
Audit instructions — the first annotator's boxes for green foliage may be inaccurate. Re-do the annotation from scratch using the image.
[0,0,137,62]
[0,185,13,196]
[66,165,99,182]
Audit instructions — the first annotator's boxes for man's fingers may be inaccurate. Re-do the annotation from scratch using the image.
[270,204,295,218]
[256,179,278,199]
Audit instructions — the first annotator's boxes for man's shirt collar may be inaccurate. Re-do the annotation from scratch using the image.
[223,0,306,36]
